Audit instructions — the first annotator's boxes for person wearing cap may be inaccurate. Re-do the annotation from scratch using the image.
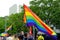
[37,32,44,40]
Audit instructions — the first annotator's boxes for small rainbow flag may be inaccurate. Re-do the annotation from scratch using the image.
[5,25,12,32]
[23,4,57,40]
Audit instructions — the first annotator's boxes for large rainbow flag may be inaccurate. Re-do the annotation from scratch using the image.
[23,4,57,40]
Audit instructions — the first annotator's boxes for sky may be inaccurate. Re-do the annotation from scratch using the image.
[0,0,31,17]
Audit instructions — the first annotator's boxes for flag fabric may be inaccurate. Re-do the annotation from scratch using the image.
[23,4,57,40]
[5,25,12,32]
[24,14,26,23]
[0,33,9,36]
[29,26,32,35]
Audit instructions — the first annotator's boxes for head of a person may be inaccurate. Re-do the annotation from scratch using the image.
[38,33,42,36]
[24,32,27,37]
[14,34,18,38]
[20,31,24,35]
[18,35,23,40]
[9,34,11,36]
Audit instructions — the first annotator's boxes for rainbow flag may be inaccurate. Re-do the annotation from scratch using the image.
[5,25,12,32]
[0,33,8,36]
[23,4,57,40]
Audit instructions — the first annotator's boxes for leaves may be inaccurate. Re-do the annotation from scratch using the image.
[0,9,28,34]
[30,0,60,29]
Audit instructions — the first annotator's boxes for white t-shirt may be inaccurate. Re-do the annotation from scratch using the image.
[6,36,13,40]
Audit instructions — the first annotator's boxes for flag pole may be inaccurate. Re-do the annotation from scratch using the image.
[5,17,9,33]
[33,26,35,40]
[5,17,7,33]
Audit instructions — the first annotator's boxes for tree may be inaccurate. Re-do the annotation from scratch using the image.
[0,17,5,33]
[0,7,28,34]
[7,12,28,34]
[30,0,60,29]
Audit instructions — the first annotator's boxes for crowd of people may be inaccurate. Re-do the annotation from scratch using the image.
[0,31,45,40]
[0,31,57,40]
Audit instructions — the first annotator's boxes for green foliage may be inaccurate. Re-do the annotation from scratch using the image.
[30,0,60,29]
[0,17,5,33]
[0,10,28,34]
[7,12,28,34]
[0,0,60,34]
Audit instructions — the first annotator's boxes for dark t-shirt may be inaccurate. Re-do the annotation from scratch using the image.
[24,37,28,40]
[3,37,6,40]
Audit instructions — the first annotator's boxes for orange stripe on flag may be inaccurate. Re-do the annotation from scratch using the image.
[23,14,26,23]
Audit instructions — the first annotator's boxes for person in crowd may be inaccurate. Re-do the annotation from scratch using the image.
[6,34,13,40]
[20,31,24,40]
[3,36,6,40]
[20,31,24,36]
[44,34,50,40]
[12,34,19,40]
[27,33,34,40]
[37,33,44,40]
[0,36,3,40]
[18,35,23,40]
[24,32,28,40]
